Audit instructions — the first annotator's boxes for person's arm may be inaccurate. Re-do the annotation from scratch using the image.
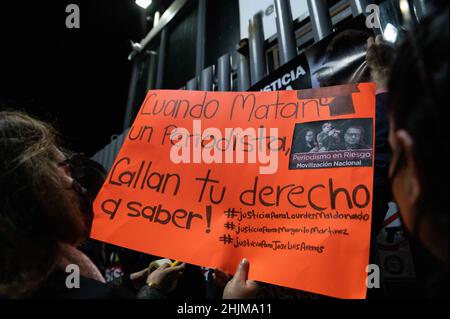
[317,132,326,145]
[107,268,148,296]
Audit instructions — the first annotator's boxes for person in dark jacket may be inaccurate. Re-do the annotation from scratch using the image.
[370,5,449,297]
[365,36,395,241]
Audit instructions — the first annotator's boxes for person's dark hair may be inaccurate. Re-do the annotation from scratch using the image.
[0,111,85,297]
[388,8,449,238]
[304,129,317,145]
[304,129,315,137]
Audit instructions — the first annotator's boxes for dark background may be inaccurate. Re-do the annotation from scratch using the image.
[0,0,240,156]
[0,1,155,156]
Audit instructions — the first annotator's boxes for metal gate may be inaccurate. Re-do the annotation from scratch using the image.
[91,0,430,172]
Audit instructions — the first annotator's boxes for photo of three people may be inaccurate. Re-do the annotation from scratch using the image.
[292,119,373,154]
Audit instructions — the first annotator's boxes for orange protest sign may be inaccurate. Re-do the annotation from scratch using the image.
[91,83,376,299]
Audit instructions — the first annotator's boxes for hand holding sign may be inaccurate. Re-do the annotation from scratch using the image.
[223,259,259,299]
[91,83,376,299]
[146,262,186,294]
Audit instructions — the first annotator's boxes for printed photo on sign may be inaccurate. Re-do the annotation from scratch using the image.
[289,118,373,170]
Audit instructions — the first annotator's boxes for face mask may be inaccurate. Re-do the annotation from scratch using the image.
[389,147,427,237]
[71,178,94,234]
[59,152,95,235]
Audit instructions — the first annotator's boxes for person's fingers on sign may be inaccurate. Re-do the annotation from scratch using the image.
[146,263,186,293]
[129,267,151,289]
[223,259,259,299]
